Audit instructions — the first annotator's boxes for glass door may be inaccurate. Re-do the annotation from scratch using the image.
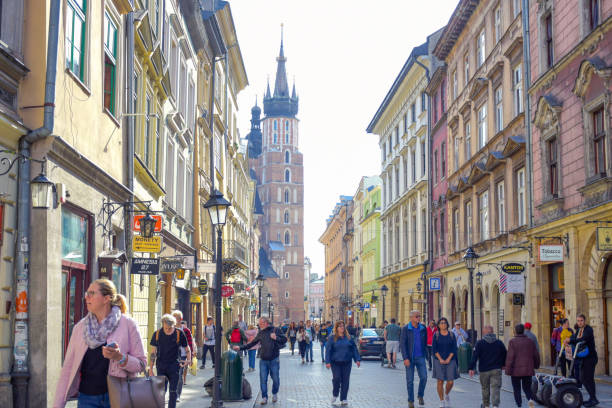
[62,266,85,357]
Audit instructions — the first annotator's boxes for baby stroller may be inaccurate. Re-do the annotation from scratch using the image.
[532,342,583,408]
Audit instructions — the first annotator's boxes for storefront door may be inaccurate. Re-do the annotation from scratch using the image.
[604,259,612,374]
[549,263,565,364]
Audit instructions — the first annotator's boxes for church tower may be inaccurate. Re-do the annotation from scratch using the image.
[248,27,304,322]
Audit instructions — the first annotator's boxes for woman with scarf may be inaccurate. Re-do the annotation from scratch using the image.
[54,279,146,408]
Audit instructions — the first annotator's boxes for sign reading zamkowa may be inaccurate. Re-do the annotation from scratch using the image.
[501,263,525,274]
[161,258,183,273]
[133,236,162,253]
[131,258,160,275]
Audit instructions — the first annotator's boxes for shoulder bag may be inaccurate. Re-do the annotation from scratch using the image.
[107,359,166,408]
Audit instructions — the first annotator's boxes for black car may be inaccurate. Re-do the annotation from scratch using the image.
[357,328,385,359]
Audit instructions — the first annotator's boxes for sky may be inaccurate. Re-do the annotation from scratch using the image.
[230,0,459,278]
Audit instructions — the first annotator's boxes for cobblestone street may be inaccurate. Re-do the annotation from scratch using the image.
[178,344,612,408]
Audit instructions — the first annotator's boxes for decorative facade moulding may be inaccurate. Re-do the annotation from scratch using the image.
[573,57,612,100]
[501,135,526,157]
[533,94,563,134]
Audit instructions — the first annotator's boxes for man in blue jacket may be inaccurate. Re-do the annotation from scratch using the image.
[400,310,428,408]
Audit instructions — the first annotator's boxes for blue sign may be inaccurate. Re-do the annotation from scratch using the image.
[364,302,370,310]
[347,311,352,317]
[429,277,441,291]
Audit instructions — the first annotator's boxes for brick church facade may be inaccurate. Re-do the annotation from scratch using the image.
[247,35,305,322]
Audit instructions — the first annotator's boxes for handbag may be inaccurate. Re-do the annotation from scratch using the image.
[190,356,198,376]
[107,360,166,408]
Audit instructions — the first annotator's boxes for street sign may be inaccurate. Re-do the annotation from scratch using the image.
[133,236,162,253]
[429,277,441,291]
[512,293,525,305]
[190,294,202,303]
[539,244,563,262]
[198,279,208,295]
[501,263,525,274]
[133,214,163,232]
[413,299,427,303]
[221,285,234,297]
[160,258,183,273]
[347,311,352,317]
[597,227,612,251]
[363,302,370,310]
[131,258,160,275]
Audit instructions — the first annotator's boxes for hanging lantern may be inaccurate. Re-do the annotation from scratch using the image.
[141,213,156,238]
[176,268,185,280]
[31,172,55,209]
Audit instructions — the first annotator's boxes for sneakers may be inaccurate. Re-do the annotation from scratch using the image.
[199,365,205,369]
[260,397,268,405]
[439,401,445,408]
[445,394,450,406]
[409,402,415,408]
[331,396,337,405]
[301,359,305,364]
[527,401,535,408]
[272,394,278,403]
[340,401,348,406]
[418,397,424,406]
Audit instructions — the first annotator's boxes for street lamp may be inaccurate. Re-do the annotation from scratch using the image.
[416,281,423,293]
[270,303,275,325]
[267,293,272,318]
[475,270,483,286]
[256,273,265,318]
[30,170,55,209]
[330,305,335,324]
[203,189,231,408]
[463,247,480,346]
[140,212,156,238]
[380,284,388,322]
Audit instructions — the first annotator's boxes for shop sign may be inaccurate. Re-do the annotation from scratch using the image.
[538,244,564,262]
[498,309,504,337]
[363,302,370,310]
[133,236,162,253]
[160,258,183,273]
[131,258,160,275]
[170,254,195,270]
[499,272,524,294]
[190,294,202,303]
[413,299,427,303]
[197,262,216,274]
[501,263,525,274]
[133,214,163,232]
[429,277,441,291]
[221,285,234,297]
[198,279,209,295]
[597,227,612,251]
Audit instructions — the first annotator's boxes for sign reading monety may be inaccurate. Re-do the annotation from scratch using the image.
[501,263,525,274]
[131,258,160,275]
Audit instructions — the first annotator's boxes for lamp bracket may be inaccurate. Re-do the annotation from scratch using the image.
[501,244,533,259]
[0,149,46,177]
[100,198,154,249]
[478,262,503,272]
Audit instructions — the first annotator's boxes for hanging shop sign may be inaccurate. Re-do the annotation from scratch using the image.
[512,293,525,306]
[197,262,216,274]
[221,285,235,298]
[499,272,524,294]
[190,294,202,303]
[538,244,564,262]
[131,258,160,275]
[597,227,612,251]
[429,277,441,291]
[133,236,162,253]
[161,258,183,273]
[133,214,163,232]
[501,263,525,274]
[198,279,209,295]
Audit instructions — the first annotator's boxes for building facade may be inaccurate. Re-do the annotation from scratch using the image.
[526,0,612,372]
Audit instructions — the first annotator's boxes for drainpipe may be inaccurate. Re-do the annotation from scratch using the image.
[12,0,61,406]
[415,56,431,325]
[521,0,534,229]
[125,3,135,299]
[208,58,216,260]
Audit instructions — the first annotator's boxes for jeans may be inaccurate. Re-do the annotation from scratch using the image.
[77,393,110,408]
[259,357,280,399]
[331,361,352,401]
[298,341,307,359]
[307,341,314,361]
[511,376,535,407]
[321,341,326,361]
[579,355,598,401]
[248,349,257,369]
[290,337,296,354]
[479,369,502,407]
[201,344,215,367]
[405,356,427,402]
[426,345,433,369]
[177,366,184,398]
[158,363,180,408]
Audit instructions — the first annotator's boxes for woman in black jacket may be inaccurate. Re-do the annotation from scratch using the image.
[565,314,598,407]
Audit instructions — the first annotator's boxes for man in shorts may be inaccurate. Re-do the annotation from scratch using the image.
[384,318,401,368]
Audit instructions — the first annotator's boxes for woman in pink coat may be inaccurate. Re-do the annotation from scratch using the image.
[53,279,146,408]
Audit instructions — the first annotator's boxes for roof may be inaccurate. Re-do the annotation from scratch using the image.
[269,241,285,252]
[432,0,480,60]
[253,190,264,215]
[366,41,429,133]
[258,248,279,278]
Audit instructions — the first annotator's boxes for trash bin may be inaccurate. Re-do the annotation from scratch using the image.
[221,350,243,400]
[457,343,473,373]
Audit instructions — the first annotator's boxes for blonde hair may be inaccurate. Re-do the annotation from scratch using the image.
[172,310,183,321]
[248,325,255,330]
[93,278,127,314]
[333,320,348,342]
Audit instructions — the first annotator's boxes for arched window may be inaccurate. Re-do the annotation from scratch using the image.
[284,189,290,203]
[285,169,290,183]
[285,151,290,163]
[273,134,277,144]
[284,210,289,224]
[285,121,289,131]
[284,230,290,245]
[274,120,278,130]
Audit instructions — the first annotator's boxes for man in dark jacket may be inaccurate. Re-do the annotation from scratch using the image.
[400,310,428,408]
[234,317,287,405]
[469,325,507,408]
[505,324,539,408]
[318,321,331,363]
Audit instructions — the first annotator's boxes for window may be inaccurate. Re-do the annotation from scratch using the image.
[452,70,458,101]
[433,216,438,256]
[421,93,426,112]
[285,169,290,183]
[441,82,446,113]
[434,150,438,182]
[145,94,151,166]
[421,141,426,176]
[465,201,473,246]
[404,156,408,189]
[395,167,400,199]
[433,93,438,123]
[477,29,486,67]
[465,121,472,160]
[544,14,554,69]
[285,291,290,298]
[440,211,445,254]
[513,0,521,18]
[284,210,289,224]
[548,138,559,195]
[497,182,506,233]
[405,112,410,132]
[395,126,399,145]
[165,140,175,207]
[285,150,290,164]
[478,104,487,149]
[411,103,416,123]
[517,167,526,225]
[411,149,416,183]
[464,53,470,85]
[284,272,289,279]
[479,190,489,241]
[412,214,417,255]
[589,0,600,31]
[495,86,503,133]
[273,133,278,144]
[66,0,87,81]
[284,231,290,245]
[285,121,289,144]
[494,6,502,44]
[382,142,386,162]
[274,120,278,144]
[155,106,161,179]
[513,65,523,115]
[422,209,427,252]
[103,12,117,115]
[453,208,460,252]
[454,135,460,171]
[441,142,446,179]
[277,232,280,241]
[594,107,606,176]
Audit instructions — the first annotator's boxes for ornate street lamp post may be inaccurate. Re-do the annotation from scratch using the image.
[380,284,389,322]
[267,293,272,318]
[463,247,480,346]
[270,303,275,325]
[330,305,335,324]
[256,273,265,318]
[203,189,231,408]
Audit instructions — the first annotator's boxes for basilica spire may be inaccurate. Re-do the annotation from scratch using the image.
[264,24,298,118]
[273,24,289,98]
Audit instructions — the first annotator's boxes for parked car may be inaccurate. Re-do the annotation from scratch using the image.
[357,328,385,359]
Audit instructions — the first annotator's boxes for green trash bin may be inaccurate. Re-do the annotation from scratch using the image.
[457,343,473,373]
[221,350,243,400]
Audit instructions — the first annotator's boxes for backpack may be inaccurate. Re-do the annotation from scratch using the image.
[156,328,180,344]
[230,328,242,343]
